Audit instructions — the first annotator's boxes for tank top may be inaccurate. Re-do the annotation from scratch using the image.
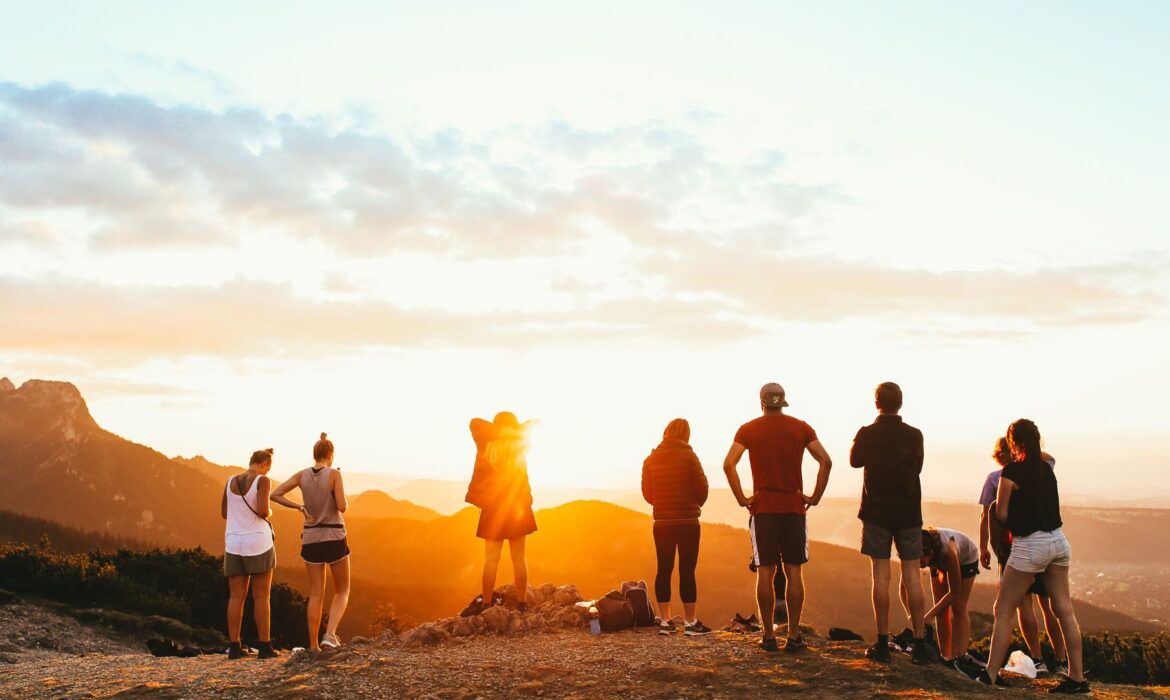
[935,527,979,566]
[224,474,273,556]
[300,466,346,544]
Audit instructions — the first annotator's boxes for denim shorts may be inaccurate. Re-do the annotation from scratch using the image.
[1006,528,1071,574]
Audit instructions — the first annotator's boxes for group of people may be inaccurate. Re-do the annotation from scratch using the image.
[637,381,1089,694]
[218,383,1090,695]
[220,433,352,658]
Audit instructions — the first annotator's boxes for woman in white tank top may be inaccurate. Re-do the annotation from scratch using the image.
[220,448,278,659]
[271,433,351,651]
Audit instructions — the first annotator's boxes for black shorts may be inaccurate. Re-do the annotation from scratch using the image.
[997,551,1047,596]
[301,538,350,565]
[960,561,979,579]
[750,513,808,567]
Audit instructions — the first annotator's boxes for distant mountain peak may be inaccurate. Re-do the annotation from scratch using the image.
[0,379,98,436]
[0,377,15,392]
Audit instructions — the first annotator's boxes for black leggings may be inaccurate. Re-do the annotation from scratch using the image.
[653,522,700,604]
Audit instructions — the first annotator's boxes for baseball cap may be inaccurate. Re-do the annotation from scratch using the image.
[760,383,789,408]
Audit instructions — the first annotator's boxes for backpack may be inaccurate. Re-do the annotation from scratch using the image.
[620,580,656,627]
[595,590,636,632]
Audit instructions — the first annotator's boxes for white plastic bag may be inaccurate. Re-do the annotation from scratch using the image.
[1002,650,1038,679]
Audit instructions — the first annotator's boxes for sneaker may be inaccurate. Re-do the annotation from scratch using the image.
[759,637,779,652]
[257,642,280,659]
[658,618,675,635]
[460,595,487,617]
[1035,658,1049,674]
[1053,660,1070,677]
[320,632,341,649]
[890,628,915,653]
[684,621,712,636]
[1048,678,1090,694]
[954,655,985,680]
[912,639,939,665]
[864,641,891,663]
[226,642,246,660]
[976,670,1010,687]
[733,613,761,633]
[784,636,808,653]
[773,602,789,626]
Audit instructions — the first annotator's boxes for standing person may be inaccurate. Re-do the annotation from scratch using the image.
[980,420,1088,694]
[979,437,1069,674]
[724,383,832,653]
[642,418,711,636]
[849,382,933,665]
[464,412,538,615]
[916,527,980,676]
[271,433,351,651]
[221,448,278,659]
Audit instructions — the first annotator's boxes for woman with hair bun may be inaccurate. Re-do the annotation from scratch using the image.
[271,432,351,650]
[221,448,278,659]
[980,420,1088,693]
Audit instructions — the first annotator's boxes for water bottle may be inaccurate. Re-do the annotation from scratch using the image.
[589,606,601,635]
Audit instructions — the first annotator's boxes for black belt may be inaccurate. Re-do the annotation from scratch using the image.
[304,523,345,529]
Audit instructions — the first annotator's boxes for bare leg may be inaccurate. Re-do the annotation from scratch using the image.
[250,570,273,642]
[508,536,528,603]
[900,560,925,638]
[952,577,975,658]
[1017,594,1043,657]
[227,575,250,643]
[659,600,672,620]
[931,575,951,656]
[1039,565,1084,682]
[325,557,351,637]
[871,558,891,636]
[305,562,326,650]
[482,539,504,604]
[784,563,804,639]
[987,566,1035,682]
[1037,594,1068,661]
[755,564,777,640]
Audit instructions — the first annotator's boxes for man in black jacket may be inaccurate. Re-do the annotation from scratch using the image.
[850,382,931,664]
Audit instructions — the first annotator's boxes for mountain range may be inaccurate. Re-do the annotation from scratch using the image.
[0,376,1165,639]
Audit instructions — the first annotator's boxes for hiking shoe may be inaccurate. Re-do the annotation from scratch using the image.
[911,639,939,665]
[784,636,808,653]
[684,621,712,636]
[773,602,788,626]
[658,618,675,635]
[977,670,1010,687]
[226,642,246,660]
[460,595,487,617]
[890,628,914,653]
[759,637,779,652]
[1048,678,1090,694]
[955,655,985,680]
[320,632,341,649]
[257,642,280,659]
[864,641,891,663]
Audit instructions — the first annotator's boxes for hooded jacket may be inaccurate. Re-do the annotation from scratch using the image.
[641,438,709,523]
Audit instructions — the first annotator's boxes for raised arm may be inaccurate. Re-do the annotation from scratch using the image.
[723,442,753,509]
[270,470,305,512]
[332,469,348,513]
[803,439,833,507]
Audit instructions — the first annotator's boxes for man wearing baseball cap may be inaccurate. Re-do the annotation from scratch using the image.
[724,382,833,653]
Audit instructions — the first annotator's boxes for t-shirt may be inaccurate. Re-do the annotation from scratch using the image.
[849,415,924,531]
[978,457,1055,508]
[935,527,979,566]
[1001,459,1062,538]
[733,413,818,514]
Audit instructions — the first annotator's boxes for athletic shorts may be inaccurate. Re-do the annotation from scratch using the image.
[1006,529,1070,574]
[750,513,808,567]
[861,521,923,561]
[224,547,276,577]
[959,561,979,579]
[301,538,351,565]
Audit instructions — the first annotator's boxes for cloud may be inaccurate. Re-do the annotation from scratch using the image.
[0,277,761,364]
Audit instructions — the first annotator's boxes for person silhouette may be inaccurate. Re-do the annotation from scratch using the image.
[464,411,538,615]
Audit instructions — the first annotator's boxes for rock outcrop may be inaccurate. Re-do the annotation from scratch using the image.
[397,583,587,647]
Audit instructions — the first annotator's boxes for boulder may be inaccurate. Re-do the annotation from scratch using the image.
[399,622,451,648]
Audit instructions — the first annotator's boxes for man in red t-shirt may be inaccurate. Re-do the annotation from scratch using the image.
[724,383,833,652]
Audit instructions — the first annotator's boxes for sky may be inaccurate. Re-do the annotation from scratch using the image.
[1,1,1168,501]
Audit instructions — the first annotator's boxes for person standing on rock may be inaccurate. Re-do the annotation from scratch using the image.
[221,448,279,659]
[271,432,351,651]
[724,383,832,653]
[465,412,538,615]
[849,382,932,665]
[642,418,712,636]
